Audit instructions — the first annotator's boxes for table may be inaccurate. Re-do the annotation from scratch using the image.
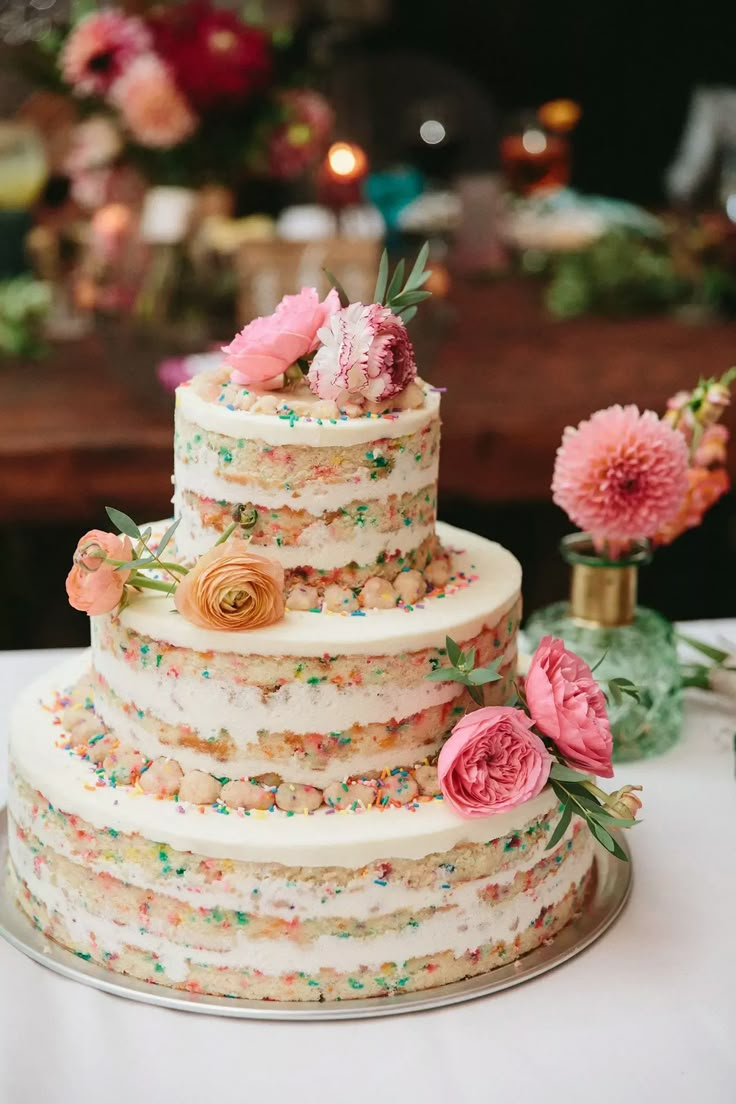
[1,626,735,1104]
[2,280,735,522]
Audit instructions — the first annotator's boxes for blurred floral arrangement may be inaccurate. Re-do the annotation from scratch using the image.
[524,216,736,321]
[22,1,334,190]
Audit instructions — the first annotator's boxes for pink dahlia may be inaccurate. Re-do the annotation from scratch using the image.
[60,11,152,97]
[110,56,197,150]
[552,404,689,551]
[308,303,417,406]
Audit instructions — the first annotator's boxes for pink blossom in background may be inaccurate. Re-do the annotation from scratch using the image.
[525,636,614,778]
[61,11,152,97]
[552,404,689,552]
[223,288,340,385]
[438,706,551,819]
[110,55,198,149]
[267,90,335,180]
[308,303,417,405]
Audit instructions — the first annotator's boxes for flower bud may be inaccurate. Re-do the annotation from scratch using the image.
[232,503,259,530]
[605,785,643,825]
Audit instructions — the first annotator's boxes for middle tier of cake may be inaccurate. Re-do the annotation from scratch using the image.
[87,523,521,804]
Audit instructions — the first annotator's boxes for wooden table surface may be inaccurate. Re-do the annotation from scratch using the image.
[2,279,735,523]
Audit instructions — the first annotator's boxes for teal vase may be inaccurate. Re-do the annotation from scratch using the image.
[525,534,683,762]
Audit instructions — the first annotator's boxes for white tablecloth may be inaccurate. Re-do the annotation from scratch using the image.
[1,626,735,1104]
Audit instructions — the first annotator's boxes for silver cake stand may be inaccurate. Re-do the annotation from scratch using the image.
[0,809,631,1021]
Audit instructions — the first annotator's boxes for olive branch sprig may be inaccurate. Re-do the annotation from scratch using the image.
[425,636,642,861]
[324,240,433,324]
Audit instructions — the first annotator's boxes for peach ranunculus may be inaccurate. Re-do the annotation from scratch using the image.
[438,706,551,819]
[222,287,340,386]
[174,541,284,631]
[525,636,614,778]
[66,529,133,615]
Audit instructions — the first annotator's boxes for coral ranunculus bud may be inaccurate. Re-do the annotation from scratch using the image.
[605,785,643,825]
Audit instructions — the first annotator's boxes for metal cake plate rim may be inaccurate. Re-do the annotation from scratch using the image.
[0,807,632,1021]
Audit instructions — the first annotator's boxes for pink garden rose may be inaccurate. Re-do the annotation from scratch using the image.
[438,706,551,819]
[525,636,614,778]
[222,288,340,386]
[66,529,133,616]
[110,55,198,150]
[308,302,417,405]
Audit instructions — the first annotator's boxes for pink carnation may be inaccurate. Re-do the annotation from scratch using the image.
[61,11,152,96]
[223,288,340,385]
[552,404,689,550]
[110,55,197,150]
[308,302,417,405]
[438,706,551,819]
[525,637,614,778]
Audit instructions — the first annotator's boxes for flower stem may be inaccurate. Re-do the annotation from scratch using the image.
[128,575,177,594]
[216,522,238,545]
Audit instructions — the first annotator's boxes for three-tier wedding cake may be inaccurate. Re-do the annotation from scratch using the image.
[6,261,606,1002]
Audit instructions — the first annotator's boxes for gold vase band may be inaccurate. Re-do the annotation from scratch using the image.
[569,562,637,628]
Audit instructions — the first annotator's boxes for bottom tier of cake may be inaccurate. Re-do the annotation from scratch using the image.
[7,659,597,1002]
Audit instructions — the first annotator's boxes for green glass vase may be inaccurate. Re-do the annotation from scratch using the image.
[525,534,683,762]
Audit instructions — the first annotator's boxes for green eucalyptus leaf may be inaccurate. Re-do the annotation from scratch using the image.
[467,684,485,706]
[549,762,594,784]
[105,507,141,540]
[374,249,389,304]
[323,268,350,308]
[385,259,406,305]
[116,556,155,572]
[607,680,623,707]
[156,518,181,557]
[545,802,573,850]
[397,305,418,323]
[469,660,503,684]
[590,821,629,861]
[591,811,638,830]
[446,636,462,667]
[425,667,459,682]
[389,289,432,309]
[461,646,476,672]
[406,241,431,290]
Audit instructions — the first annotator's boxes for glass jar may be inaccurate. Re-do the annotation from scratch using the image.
[524,534,683,761]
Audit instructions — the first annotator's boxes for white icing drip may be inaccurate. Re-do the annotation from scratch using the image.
[11,786,579,921]
[92,641,469,737]
[173,442,439,515]
[112,522,521,658]
[176,384,440,448]
[10,820,593,978]
[10,655,556,868]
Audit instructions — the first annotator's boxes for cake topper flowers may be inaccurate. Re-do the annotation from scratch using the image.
[219,243,432,411]
[552,367,734,558]
[66,507,285,632]
[428,635,642,861]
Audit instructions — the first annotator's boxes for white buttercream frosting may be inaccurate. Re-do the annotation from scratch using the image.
[176,383,440,448]
[109,522,520,659]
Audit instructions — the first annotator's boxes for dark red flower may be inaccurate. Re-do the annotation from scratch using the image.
[148,2,271,111]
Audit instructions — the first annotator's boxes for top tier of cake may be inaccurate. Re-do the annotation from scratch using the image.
[173,371,441,591]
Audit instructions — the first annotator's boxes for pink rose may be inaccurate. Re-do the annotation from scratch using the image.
[66,530,133,616]
[438,706,551,819]
[222,288,340,386]
[307,302,417,405]
[525,636,614,778]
